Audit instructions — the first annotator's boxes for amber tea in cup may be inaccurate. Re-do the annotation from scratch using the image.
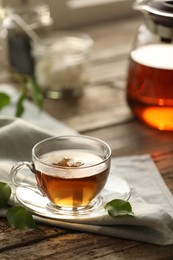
[11,135,111,215]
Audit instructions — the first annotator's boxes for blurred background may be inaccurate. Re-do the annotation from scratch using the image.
[1,0,137,29]
[0,0,140,117]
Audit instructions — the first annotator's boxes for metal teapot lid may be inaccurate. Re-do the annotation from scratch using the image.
[148,0,173,26]
[134,0,173,40]
[134,1,173,19]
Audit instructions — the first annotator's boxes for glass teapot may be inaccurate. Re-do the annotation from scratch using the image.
[126,0,173,131]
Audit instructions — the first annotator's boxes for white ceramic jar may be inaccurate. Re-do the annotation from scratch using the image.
[32,32,93,99]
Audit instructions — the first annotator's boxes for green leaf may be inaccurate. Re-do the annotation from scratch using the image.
[15,87,27,117]
[105,199,134,217]
[0,182,11,208]
[27,76,44,109]
[7,205,38,230]
[0,92,10,110]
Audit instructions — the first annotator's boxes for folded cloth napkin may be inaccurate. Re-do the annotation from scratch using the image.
[0,117,173,245]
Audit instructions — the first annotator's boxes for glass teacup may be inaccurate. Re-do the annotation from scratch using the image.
[10,135,111,215]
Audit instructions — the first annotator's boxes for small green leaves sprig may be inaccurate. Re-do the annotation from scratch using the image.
[0,72,44,117]
[105,197,134,217]
[0,181,38,229]
[0,93,10,110]
[13,73,44,117]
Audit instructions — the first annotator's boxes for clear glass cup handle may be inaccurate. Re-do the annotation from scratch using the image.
[10,161,42,195]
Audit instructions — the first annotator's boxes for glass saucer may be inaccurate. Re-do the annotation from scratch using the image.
[15,173,130,221]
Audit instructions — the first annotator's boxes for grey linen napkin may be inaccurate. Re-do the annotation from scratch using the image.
[0,117,173,245]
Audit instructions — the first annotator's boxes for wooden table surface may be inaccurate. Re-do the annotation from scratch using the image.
[1,16,173,259]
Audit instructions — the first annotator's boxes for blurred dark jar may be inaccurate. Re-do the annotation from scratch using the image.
[126,0,173,131]
[0,0,53,75]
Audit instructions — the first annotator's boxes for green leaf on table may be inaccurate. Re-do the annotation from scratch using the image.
[15,87,27,117]
[0,182,11,207]
[27,76,44,109]
[7,205,38,230]
[105,199,134,217]
[0,92,10,110]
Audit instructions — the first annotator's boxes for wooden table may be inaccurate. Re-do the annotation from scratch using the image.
[1,16,173,259]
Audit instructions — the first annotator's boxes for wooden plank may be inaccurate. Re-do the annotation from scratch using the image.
[89,59,129,84]
[86,121,173,158]
[83,17,142,62]
[1,231,173,259]
[43,83,133,132]
[0,223,68,252]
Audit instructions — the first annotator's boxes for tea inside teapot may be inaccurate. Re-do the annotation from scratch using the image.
[126,0,173,131]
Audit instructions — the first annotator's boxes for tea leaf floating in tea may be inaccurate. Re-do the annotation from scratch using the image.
[105,199,134,217]
[53,157,84,167]
[0,181,38,230]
